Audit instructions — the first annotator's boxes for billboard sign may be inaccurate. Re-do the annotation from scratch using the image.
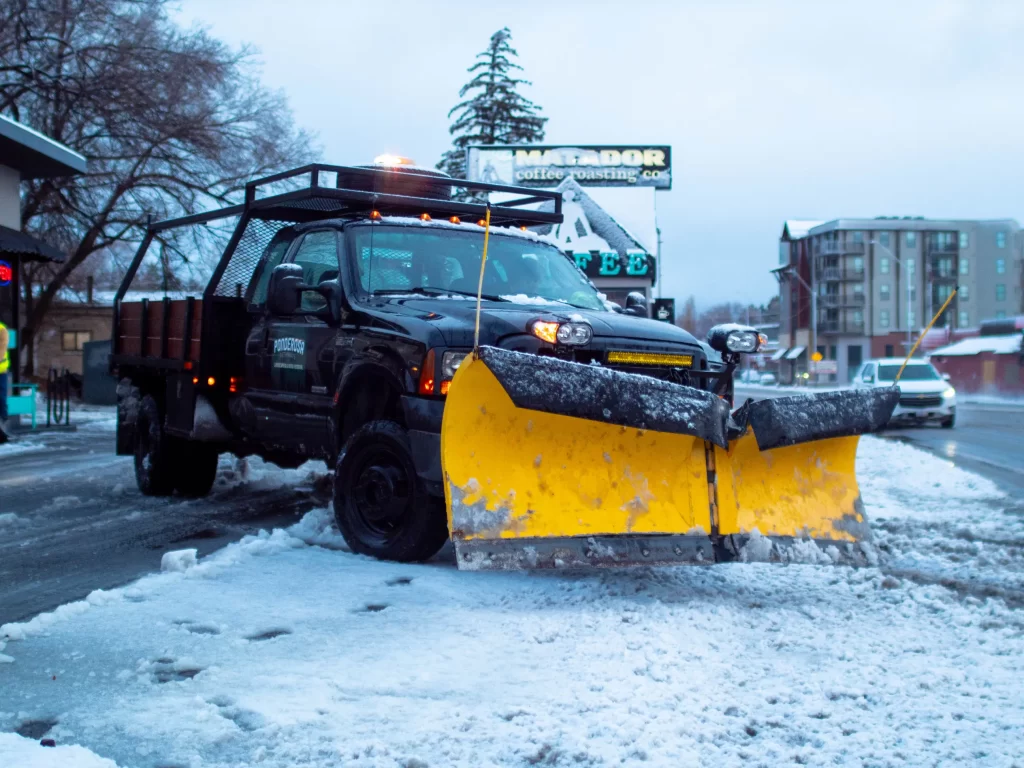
[467,145,672,189]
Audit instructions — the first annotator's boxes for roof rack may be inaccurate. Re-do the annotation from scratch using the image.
[147,163,564,232]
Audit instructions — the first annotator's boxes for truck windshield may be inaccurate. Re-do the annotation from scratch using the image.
[877,363,941,381]
[350,225,607,311]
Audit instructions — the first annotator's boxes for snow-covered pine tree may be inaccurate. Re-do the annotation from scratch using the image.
[437,27,547,183]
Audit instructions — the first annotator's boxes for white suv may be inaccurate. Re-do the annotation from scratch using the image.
[853,358,956,428]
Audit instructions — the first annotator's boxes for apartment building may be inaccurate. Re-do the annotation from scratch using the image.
[775,217,1023,382]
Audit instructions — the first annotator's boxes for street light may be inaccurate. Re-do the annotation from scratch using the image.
[871,240,912,353]
[773,264,816,383]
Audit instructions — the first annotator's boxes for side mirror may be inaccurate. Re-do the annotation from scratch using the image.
[624,291,648,317]
[706,324,760,354]
[267,263,303,316]
[317,278,344,327]
[942,372,951,381]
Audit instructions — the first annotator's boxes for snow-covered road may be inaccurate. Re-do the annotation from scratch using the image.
[1,437,1022,767]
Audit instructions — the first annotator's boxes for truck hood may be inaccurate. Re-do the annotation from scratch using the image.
[390,298,702,347]
[885,379,950,395]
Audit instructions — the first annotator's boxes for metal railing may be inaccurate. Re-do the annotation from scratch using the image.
[818,320,866,334]
[820,267,866,282]
[820,240,866,256]
[820,293,866,307]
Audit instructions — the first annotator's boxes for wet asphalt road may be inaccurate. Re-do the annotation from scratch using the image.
[0,425,329,625]
[736,386,1024,496]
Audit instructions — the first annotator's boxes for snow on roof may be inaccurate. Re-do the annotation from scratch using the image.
[929,334,1023,357]
[782,220,824,240]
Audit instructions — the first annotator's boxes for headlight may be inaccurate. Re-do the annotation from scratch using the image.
[726,330,760,353]
[531,320,592,346]
[942,387,956,399]
[442,351,468,381]
[556,322,592,345]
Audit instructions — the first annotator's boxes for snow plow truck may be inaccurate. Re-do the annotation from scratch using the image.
[110,161,898,570]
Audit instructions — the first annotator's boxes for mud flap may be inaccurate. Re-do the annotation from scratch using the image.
[441,348,730,570]
[715,389,899,559]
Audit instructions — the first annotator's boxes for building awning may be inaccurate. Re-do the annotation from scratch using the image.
[785,346,806,360]
[0,114,87,179]
[770,348,789,362]
[0,225,66,262]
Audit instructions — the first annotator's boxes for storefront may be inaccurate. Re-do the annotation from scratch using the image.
[468,144,670,315]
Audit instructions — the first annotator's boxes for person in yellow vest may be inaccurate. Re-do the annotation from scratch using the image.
[0,320,9,442]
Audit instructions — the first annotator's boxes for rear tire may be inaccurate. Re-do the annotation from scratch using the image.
[134,395,175,496]
[333,420,448,562]
[172,441,220,497]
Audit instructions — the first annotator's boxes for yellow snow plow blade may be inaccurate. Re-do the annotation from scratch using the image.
[441,347,898,570]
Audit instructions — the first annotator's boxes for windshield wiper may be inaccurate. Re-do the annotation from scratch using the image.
[372,287,507,302]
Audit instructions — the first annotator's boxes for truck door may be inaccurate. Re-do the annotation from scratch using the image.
[251,229,341,457]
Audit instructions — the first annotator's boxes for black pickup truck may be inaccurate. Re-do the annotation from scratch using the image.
[111,163,749,562]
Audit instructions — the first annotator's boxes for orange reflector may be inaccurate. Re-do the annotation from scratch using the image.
[207,377,216,387]
[418,349,436,395]
[448,216,461,224]
[440,380,451,395]
[183,361,193,370]
[370,210,382,221]
[420,213,431,221]
[520,226,528,231]
[477,219,487,227]
[192,377,198,385]
[531,321,560,344]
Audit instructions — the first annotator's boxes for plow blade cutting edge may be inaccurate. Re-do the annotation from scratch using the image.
[440,347,898,570]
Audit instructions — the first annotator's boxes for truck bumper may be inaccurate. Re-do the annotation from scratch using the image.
[401,395,445,496]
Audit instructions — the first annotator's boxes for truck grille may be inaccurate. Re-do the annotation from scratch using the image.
[899,395,942,408]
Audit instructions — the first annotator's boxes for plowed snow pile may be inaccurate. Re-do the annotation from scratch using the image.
[1,437,1021,767]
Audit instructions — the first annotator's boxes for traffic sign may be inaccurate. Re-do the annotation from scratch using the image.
[810,350,823,362]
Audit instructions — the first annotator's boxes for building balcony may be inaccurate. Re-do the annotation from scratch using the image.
[928,269,958,281]
[820,267,866,282]
[820,293,866,307]
[819,241,866,256]
[819,319,866,335]
[926,242,958,255]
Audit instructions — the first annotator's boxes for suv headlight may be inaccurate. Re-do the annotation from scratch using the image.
[556,322,593,345]
[442,351,468,381]
[942,386,956,400]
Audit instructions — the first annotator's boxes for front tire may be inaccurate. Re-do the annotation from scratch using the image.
[333,420,448,562]
[134,395,175,496]
[941,414,956,429]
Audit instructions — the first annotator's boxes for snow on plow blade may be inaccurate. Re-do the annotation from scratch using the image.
[440,347,898,570]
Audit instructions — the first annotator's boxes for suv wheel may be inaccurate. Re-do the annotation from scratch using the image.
[333,420,448,562]
[134,395,175,496]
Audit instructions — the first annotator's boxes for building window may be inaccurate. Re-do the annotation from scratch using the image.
[996,310,1007,319]
[880,256,890,274]
[996,258,1006,274]
[879,232,891,247]
[909,285,917,301]
[959,256,969,275]
[906,257,915,273]
[852,309,863,327]
[880,284,891,301]
[996,284,1006,301]
[996,231,1006,248]
[879,309,890,328]
[908,309,916,327]
[960,285,969,302]
[61,330,92,351]
[906,231,917,247]
[885,344,894,357]
[852,231,864,244]
[852,256,864,273]
[959,231,968,248]
[958,310,969,327]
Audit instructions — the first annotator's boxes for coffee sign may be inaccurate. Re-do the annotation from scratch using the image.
[467,145,672,189]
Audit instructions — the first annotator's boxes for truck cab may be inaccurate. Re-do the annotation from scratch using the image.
[111,163,747,562]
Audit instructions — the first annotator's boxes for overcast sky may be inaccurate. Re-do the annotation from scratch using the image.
[178,0,1024,308]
